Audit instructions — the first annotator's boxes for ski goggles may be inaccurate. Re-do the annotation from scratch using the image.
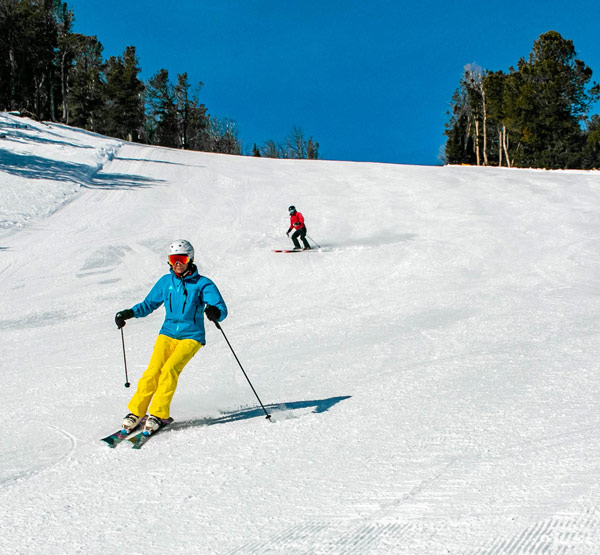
[168,254,190,266]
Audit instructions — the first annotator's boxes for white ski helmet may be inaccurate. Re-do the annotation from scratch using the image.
[168,239,194,260]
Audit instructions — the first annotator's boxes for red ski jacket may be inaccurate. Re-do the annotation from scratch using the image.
[288,211,306,232]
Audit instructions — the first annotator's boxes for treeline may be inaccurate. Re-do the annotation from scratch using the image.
[444,31,600,169]
[253,126,319,159]
[0,0,319,158]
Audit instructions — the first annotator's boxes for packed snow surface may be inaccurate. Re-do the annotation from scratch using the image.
[1,112,599,554]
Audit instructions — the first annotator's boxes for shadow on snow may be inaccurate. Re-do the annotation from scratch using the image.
[173,395,351,429]
[113,156,206,168]
[86,171,161,189]
[0,148,162,189]
[0,127,97,149]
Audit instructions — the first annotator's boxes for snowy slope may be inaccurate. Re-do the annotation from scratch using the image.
[1,112,599,554]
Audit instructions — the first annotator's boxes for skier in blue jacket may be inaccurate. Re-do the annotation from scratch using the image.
[115,239,227,434]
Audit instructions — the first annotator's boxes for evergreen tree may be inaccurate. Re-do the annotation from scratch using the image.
[69,34,105,131]
[175,72,208,150]
[0,0,61,118]
[145,68,179,147]
[511,31,598,168]
[306,137,319,159]
[104,46,144,141]
[145,69,215,151]
[582,114,600,169]
[0,0,18,110]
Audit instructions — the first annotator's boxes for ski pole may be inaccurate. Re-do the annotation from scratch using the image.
[306,234,321,248]
[214,322,271,420]
[120,328,131,388]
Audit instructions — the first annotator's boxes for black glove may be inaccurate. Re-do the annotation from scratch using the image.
[204,305,221,323]
[286,230,290,237]
[115,309,134,329]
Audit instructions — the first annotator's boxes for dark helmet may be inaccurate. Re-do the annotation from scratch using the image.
[288,205,296,213]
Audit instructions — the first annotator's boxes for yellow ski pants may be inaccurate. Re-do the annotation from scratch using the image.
[128,334,202,419]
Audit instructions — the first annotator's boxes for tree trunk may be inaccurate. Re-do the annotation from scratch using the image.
[482,89,488,165]
[474,119,481,165]
[9,46,17,110]
[61,51,69,124]
[498,127,503,167]
[502,126,511,168]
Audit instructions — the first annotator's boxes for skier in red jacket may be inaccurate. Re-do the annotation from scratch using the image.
[286,205,311,250]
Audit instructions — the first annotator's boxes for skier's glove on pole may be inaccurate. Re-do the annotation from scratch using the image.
[115,309,134,329]
[204,305,221,323]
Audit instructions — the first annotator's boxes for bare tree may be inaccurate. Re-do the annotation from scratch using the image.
[286,126,306,158]
[261,139,283,158]
[464,64,488,166]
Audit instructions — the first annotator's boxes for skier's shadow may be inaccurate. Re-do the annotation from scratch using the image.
[173,395,351,429]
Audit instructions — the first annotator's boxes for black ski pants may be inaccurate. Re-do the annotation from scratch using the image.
[291,227,310,249]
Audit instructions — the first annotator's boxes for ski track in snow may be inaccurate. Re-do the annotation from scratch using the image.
[0,113,599,554]
[0,423,77,485]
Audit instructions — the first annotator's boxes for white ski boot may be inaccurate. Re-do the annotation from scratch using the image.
[143,415,162,435]
[122,413,142,431]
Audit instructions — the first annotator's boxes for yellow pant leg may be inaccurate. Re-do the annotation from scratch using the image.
[147,337,202,419]
[128,335,177,417]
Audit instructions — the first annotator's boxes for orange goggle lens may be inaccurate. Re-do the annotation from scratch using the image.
[168,254,190,266]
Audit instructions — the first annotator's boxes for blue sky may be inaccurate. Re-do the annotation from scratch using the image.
[66,0,600,166]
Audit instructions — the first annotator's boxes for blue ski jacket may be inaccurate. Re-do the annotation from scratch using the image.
[130,265,227,344]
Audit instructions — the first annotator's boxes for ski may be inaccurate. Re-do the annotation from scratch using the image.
[127,417,174,449]
[100,416,147,448]
[272,249,313,253]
